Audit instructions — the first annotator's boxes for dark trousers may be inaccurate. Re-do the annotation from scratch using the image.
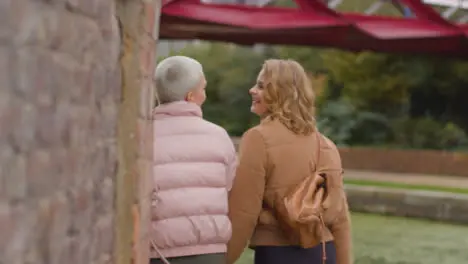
[150,253,225,264]
[254,242,337,264]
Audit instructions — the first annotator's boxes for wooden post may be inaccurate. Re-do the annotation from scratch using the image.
[115,0,160,264]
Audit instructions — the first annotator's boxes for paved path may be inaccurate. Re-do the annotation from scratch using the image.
[345,170,468,189]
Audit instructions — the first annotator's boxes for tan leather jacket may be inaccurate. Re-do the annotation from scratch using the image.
[227,119,352,264]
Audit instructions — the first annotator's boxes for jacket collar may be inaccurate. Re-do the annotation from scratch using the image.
[152,101,202,119]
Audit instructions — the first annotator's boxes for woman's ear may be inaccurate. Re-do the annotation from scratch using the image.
[185,91,193,102]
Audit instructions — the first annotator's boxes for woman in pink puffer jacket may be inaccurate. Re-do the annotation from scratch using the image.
[151,56,237,264]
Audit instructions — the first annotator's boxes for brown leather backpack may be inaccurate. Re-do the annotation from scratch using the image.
[275,132,329,264]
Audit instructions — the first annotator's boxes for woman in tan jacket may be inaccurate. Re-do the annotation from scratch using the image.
[227,59,352,264]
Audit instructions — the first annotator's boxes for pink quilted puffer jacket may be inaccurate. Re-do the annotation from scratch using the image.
[151,101,237,259]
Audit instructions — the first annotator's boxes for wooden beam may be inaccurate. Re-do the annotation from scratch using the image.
[115,0,159,264]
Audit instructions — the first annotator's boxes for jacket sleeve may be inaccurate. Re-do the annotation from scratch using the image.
[320,136,353,264]
[227,129,267,264]
[329,189,352,264]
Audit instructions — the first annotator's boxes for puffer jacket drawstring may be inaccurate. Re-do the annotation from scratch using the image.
[319,214,327,264]
[151,240,170,264]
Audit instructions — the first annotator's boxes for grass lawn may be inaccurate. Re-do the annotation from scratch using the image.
[236,213,468,264]
[344,179,468,195]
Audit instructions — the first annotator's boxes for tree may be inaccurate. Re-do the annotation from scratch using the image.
[319,50,468,149]
[321,51,416,117]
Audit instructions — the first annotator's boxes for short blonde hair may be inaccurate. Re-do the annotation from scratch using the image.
[260,59,316,135]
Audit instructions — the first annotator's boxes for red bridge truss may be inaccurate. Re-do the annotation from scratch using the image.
[160,0,468,58]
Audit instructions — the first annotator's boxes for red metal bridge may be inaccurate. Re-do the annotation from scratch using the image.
[160,0,468,58]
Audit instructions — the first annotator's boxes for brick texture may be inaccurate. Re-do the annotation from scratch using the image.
[231,137,468,177]
[1,0,121,263]
[339,147,468,177]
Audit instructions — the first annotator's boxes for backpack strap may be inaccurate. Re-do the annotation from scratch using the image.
[315,130,327,264]
[315,131,321,171]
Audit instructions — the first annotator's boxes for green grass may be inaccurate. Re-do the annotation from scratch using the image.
[236,213,468,264]
[344,179,468,195]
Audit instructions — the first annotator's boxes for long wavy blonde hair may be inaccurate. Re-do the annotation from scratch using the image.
[260,59,316,135]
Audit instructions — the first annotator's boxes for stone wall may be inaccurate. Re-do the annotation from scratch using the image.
[346,185,468,224]
[1,0,121,263]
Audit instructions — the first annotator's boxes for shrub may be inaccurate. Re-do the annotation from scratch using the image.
[317,99,392,146]
[391,117,468,150]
